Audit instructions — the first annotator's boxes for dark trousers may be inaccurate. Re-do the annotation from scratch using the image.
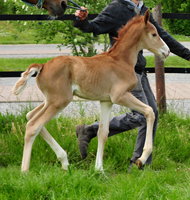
[92,72,158,165]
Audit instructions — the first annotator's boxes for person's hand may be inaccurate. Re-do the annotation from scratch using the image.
[75,7,88,21]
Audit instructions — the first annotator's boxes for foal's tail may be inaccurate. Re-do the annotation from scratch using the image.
[12,63,43,95]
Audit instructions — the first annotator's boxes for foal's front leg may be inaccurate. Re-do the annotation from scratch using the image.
[112,92,155,168]
[95,101,112,172]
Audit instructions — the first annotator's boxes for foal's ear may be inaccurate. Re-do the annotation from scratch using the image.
[144,9,150,25]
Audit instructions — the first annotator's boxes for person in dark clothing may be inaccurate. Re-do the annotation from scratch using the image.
[74,0,190,170]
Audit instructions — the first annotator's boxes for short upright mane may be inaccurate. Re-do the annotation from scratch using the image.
[107,14,144,54]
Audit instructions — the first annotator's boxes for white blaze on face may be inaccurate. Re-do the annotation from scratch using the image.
[159,38,170,59]
[143,22,170,59]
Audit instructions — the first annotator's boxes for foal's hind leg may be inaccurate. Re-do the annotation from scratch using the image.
[26,102,45,121]
[25,102,69,170]
[22,100,70,172]
[40,127,69,170]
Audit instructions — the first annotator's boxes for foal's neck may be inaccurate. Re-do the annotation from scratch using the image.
[111,34,142,68]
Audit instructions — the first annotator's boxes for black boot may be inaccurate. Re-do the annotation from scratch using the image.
[75,124,97,159]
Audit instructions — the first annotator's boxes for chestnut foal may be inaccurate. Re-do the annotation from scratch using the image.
[12,10,169,172]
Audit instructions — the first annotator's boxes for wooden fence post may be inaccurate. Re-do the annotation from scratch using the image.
[152,3,167,113]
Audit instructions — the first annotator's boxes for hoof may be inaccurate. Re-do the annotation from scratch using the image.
[62,164,69,171]
[135,159,144,170]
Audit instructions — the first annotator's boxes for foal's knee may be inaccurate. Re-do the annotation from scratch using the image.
[144,107,155,122]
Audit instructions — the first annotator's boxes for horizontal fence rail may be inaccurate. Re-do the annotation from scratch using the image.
[0,13,190,77]
[0,14,98,21]
[162,13,190,20]
[0,13,190,21]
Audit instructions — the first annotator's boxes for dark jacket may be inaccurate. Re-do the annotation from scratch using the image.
[74,0,190,74]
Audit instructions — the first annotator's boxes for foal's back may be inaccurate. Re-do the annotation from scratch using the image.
[36,54,137,101]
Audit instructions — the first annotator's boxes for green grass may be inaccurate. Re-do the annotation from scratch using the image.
[145,55,190,68]
[1,165,190,200]
[0,57,53,71]
[0,55,189,71]
[171,34,190,42]
[1,108,190,199]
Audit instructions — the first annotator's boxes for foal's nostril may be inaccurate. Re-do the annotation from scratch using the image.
[61,1,67,13]
[162,52,166,59]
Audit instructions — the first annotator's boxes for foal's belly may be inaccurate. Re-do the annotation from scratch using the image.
[72,84,111,101]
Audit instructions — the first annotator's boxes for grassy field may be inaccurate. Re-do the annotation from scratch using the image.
[1,108,190,199]
[0,55,190,71]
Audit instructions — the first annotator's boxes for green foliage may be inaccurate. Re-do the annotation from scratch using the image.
[0,0,6,14]
[143,0,159,9]
[4,0,42,14]
[140,0,190,36]
[160,0,190,36]
[3,0,111,57]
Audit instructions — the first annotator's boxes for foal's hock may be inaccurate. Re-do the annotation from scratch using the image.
[12,10,169,172]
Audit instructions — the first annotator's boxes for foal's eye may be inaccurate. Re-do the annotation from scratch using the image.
[152,33,157,37]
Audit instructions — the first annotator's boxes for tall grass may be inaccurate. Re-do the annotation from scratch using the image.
[1,107,190,199]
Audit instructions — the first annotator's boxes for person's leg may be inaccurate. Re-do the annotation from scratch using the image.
[76,73,147,159]
[131,72,158,165]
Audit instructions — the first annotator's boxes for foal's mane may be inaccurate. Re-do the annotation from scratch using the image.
[106,14,144,54]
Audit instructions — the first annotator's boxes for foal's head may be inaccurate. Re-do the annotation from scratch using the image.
[139,10,170,59]
[107,10,169,59]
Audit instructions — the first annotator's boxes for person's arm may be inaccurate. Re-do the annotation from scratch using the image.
[149,13,190,61]
[74,2,121,35]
